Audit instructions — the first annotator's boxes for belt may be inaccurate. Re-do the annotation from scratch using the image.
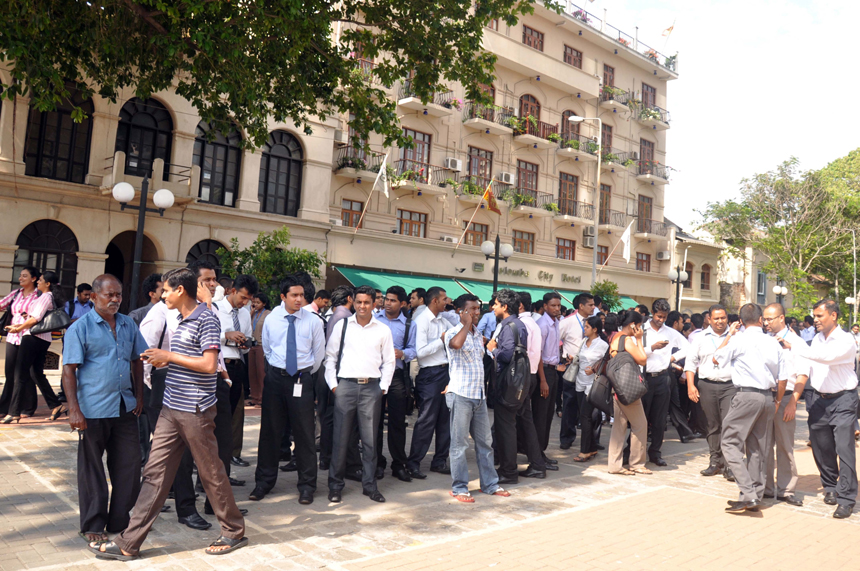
[542,361,559,367]
[813,389,851,400]
[338,377,380,384]
[224,358,242,364]
[270,366,311,377]
[737,387,774,396]
[646,369,669,377]
[699,377,731,383]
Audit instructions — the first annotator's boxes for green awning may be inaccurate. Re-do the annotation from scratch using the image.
[455,279,584,307]
[334,267,468,297]
[618,296,639,310]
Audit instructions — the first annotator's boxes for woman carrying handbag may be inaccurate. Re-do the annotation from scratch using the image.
[572,316,609,462]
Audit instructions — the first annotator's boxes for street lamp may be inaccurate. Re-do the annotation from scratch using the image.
[845,297,856,322]
[481,236,514,295]
[568,115,602,288]
[772,285,788,304]
[668,266,688,311]
[112,175,174,311]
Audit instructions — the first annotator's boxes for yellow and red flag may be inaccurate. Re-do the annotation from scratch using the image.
[483,186,501,215]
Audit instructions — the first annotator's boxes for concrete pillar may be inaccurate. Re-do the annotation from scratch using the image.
[86,109,121,187]
[0,95,29,175]
[75,252,110,285]
[298,161,333,223]
[0,244,19,296]
[236,150,262,212]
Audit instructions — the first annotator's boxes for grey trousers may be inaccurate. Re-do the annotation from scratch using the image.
[808,390,859,508]
[329,379,383,494]
[721,390,775,503]
[765,393,798,497]
[698,379,737,467]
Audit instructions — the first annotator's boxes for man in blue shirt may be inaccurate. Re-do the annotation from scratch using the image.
[65,282,94,321]
[62,274,148,546]
[374,286,417,482]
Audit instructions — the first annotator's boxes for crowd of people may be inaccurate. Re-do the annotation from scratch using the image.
[1,265,859,560]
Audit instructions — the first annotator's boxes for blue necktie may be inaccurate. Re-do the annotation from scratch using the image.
[286,314,298,376]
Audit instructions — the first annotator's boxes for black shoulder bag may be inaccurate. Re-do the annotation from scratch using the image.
[0,289,21,337]
[586,347,614,417]
[335,317,348,379]
[494,321,531,411]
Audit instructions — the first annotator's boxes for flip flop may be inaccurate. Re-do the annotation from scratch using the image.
[609,468,636,476]
[89,541,137,561]
[484,487,511,497]
[80,531,108,544]
[206,536,249,555]
[450,491,475,503]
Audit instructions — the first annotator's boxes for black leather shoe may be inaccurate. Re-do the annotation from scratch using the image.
[700,465,722,477]
[559,443,572,450]
[160,505,171,513]
[690,432,704,439]
[375,466,385,480]
[344,468,363,482]
[249,487,267,501]
[430,465,451,475]
[231,456,250,467]
[833,505,852,519]
[408,469,427,480]
[279,460,298,472]
[518,468,546,479]
[328,490,342,503]
[680,436,692,444]
[319,460,330,471]
[763,493,775,499]
[778,495,803,507]
[544,464,559,471]
[595,444,606,450]
[724,468,735,482]
[229,477,245,487]
[824,492,838,505]
[650,458,668,467]
[725,500,758,513]
[498,476,518,485]
[363,490,386,503]
[299,491,314,505]
[195,481,204,493]
[393,468,413,482]
[178,513,212,530]
[543,457,558,465]
[205,505,247,515]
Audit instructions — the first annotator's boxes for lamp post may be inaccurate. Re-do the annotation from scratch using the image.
[667,266,688,311]
[112,175,175,311]
[568,115,602,288]
[481,235,514,295]
[772,285,788,305]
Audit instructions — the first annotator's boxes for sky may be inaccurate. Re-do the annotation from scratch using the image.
[579,0,860,231]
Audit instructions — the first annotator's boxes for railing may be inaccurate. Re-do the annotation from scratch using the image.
[500,186,554,209]
[638,161,671,181]
[601,148,632,165]
[599,209,627,227]
[558,133,600,155]
[557,199,593,219]
[639,104,671,124]
[393,159,453,187]
[636,219,669,236]
[459,175,508,196]
[398,80,454,108]
[164,163,193,183]
[514,118,559,140]
[600,87,633,105]
[463,102,515,128]
[333,146,384,172]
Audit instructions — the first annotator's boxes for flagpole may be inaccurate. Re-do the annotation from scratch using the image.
[350,194,374,245]
[351,152,388,245]
[597,220,635,277]
[451,178,495,257]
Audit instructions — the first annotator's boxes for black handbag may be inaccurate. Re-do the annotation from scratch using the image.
[586,351,614,417]
[30,306,72,335]
[0,289,21,335]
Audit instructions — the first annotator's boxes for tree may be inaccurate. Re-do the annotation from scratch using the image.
[217,227,325,303]
[0,1,560,148]
[590,279,621,312]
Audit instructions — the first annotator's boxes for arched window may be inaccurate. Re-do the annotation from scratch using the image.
[683,261,694,288]
[115,98,173,179]
[561,110,580,141]
[701,264,712,291]
[13,220,79,301]
[519,94,540,121]
[258,131,303,217]
[24,88,93,184]
[192,121,242,207]
[185,239,226,278]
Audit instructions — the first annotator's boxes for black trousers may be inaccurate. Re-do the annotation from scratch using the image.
[576,389,603,454]
[532,365,558,453]
[255,367,317,494]
[483,353,496,408]
[559,378,580,447]
[377,368,409,472]
[77,400,141,533]
[808,390,859,508]
[225,360,247,457]
[641,371,672,461]
[669,375,694,439]
[493,374,545,478]
[407,364,451,472]
[0,337,60,417]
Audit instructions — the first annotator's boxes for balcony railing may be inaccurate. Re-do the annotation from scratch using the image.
[459,175,508,197]
[559,132,600,154]
[463,102,515,127]
[599,209,627,227]
[500,186,554,209]
[514,117,559,140]
[355,59,376,78]
[398,80,454,107]
[394,159,453,187]
[601,148,632,165]
[638,161,671,181]
[558,199,593,219]
[636,218,669,236]
[333,146,384,172]
[639,104,671,124]
[600,87,632,105]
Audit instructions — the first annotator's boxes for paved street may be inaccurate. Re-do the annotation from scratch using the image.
[1,386,858,571]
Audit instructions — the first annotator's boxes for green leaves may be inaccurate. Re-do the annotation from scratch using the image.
[590,280,621,312]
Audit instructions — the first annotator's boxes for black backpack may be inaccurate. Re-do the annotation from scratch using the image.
[494,321,531,411]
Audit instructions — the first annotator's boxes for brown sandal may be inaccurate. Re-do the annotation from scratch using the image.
[630,467,652,475]
[573,454,593,463]
[609,468,636,476]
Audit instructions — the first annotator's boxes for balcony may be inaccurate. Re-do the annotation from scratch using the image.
[101,152,199,204]
[636,161,671,186]
[556,133,599,163]
[599,87,633,114]
[600,149,635,172]
[513,118,559,149]
[634,219,669,239]
[500,186,556,217]
[333,146,384,184]
[392,159,457,196]
[637,105,671,131]
[598,209,627,230]
[462,102,515,136]
[397,80,456,117]
[556,199,594,222]
[455,175,510,206]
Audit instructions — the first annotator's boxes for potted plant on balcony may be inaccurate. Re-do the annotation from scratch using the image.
[603,152,620,164]
[617,37,630,47]
[547,132,562,143]
[337,155,368,171]
[622,158,635,168]
[459,178,483,196]
[585,141,600,154]
[511,192,535,208]
[504,115,524,131]
[645,49,659,62]
[664,54,677,70]
[440,177,459,189]
[544,202,560,214]
[562,139,581,150]
[572,9,590,24]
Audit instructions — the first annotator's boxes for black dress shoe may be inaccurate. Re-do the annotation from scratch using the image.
[229,477,245,487]
[690,432,704,439]
[319,459,329,470]
[279,460,298,472]
[375,466,385,480]
[650,458,668,467]
[363,490,386,503]
[393,468,413,482]
[178,513,212,530]
[498,476,518,485]
[408,469,427,480]
[559,443,572,450]
[542,457,558,465]
[328,490,342,503]
[249,487,267,501]
[160,505,171,513]
[518,468,546,479]
[299,491,314,505]
[430,465,451,475]
[725,500,759,513]
[205,505,247,515]
[724,467,735,482]
[344,468,363,482]
[544,464,559,471]
[778,495,803,507]
[231,456,250,467]
[824,492,838,505]
[700,465,722,477]
[763,493,775,499]
[594,444,606,451]
[195,481,205,493]
[680,436,692,444]
[833,505,852,519]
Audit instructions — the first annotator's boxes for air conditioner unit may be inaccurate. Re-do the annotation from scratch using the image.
[443,158,463,172]
[329,218,343,227]
[334,129,349,145]
[499,172,515,185]
[440,235,457,243]
[656,251,671,261]
[628,151,639,160]
[583,236,596,249]
[582,226,596,237]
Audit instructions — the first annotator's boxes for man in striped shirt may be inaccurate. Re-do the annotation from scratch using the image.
[95,268,247,560]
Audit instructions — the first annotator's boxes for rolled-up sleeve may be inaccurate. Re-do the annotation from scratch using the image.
[62,321,85,365]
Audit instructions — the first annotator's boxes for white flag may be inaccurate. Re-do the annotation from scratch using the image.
[372,153,389,198]
[621,221,634,264]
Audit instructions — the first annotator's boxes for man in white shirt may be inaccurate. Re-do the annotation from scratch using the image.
[406,286,451,478]
[642,299,689,466]
[324,286,394,504]
[559,293,594,449]
[685,304,735,478]
[715,303,787,513]
[782,299,858,519]
[762,303,807,507]
[213,275,258,469]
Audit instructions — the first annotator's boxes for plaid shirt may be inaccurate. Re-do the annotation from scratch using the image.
[444,323,486,400]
